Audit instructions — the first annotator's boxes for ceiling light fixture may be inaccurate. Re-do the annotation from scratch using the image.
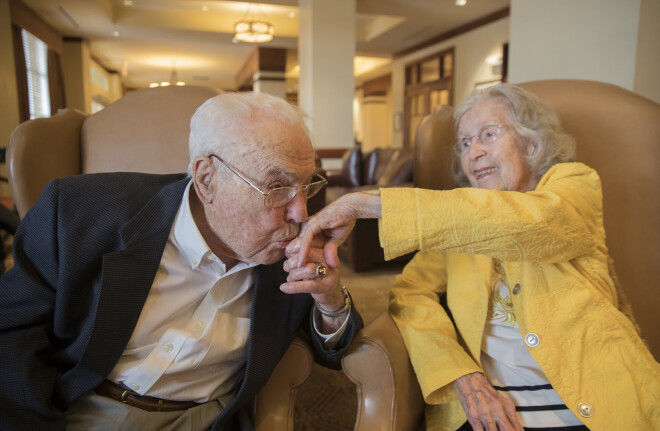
[455,0,467,6]
[150,60,185,88]
[233,3,274,43]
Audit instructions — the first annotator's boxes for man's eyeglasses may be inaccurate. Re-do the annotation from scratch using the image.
[209,154,327,208]
[457,124,506,153]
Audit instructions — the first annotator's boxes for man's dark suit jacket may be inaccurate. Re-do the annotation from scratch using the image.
[0,172,362,431]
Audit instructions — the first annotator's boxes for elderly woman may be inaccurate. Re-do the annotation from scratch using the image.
[282,84,660,430]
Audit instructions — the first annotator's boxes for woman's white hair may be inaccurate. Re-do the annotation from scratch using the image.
[452,83,576,187]
[187,91,311,176]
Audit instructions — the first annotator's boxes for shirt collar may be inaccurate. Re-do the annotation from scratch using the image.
[173,181,257,273]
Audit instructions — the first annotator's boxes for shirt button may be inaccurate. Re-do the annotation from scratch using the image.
[191,259,197,266]
[525,333,539,347]
[163,343,173,352]
[578,402,594,418]
[193,321,204,330]
[512,283,521,294]
[131,384,140,391]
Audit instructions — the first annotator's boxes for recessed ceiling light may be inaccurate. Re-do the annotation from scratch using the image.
[113,30,120,37]
[201,5,209,12]
[455,0,467,6]
[289,12,295,18]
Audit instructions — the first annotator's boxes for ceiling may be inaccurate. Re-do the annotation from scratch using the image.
[23,0,509,91]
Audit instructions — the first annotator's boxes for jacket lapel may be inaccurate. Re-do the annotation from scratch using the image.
[61,177,189,401]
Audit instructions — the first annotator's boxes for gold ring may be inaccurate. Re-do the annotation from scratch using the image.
[315,263,328,278]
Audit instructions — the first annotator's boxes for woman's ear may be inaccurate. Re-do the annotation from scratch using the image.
[192,156,215,204]
[523,139,538,157]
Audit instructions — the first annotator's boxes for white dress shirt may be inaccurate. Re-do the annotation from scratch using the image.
[107,181,348,403]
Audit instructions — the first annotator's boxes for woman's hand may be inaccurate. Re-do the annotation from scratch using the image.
[290,191,382,269]
[454,372,523,431]
[281,236,347,333]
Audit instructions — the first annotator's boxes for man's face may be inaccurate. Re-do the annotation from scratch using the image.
[201,117,316,265]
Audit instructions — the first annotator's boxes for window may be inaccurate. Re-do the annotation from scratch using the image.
[22,29,50,119]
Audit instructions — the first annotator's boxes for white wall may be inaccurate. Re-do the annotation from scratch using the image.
[509,0,640,90]
[634,0,660,103]
[391,17,510,148]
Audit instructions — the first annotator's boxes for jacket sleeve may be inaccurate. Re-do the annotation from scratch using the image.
[379,163,603,263]
[0,180,66,431]
[389,250,481,405]
[307,296,363,370]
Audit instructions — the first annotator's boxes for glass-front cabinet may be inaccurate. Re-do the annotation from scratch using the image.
[404,48,454,147]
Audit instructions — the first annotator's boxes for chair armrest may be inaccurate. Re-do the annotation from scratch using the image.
[254,337,313,431]
[342,312,424,431]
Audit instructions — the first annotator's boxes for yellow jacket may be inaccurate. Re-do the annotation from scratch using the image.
[381,163,660,430]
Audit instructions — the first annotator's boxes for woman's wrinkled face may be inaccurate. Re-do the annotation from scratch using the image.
[457,100,537,193]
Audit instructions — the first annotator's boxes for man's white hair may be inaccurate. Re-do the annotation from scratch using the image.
[187,92,311,176]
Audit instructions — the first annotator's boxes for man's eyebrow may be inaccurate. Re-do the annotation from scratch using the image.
[265,167,314,185]
[264,167,296,183]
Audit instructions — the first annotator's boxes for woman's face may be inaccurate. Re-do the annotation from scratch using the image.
[458,100,537,193]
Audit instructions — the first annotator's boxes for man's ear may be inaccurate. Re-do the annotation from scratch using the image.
[192,156,215,204]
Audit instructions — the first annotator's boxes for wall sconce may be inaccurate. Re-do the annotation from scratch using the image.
[485,54,503,76]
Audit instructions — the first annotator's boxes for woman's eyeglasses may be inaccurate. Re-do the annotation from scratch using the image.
[457,124,506,153]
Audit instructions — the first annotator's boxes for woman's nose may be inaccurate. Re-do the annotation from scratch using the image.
[469,141,487,160]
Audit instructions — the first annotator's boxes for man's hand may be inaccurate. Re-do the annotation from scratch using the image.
[291,192,382,270]
[281,236,347,333]
[454,372,523,431]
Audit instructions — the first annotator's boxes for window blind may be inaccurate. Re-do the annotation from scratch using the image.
[22,29,51,119]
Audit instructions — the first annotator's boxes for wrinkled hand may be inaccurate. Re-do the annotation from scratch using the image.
[293,192,381,270]
[281,236,344,315]
[454,372,523,431]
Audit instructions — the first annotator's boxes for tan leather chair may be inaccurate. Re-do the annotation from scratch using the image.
[342,312,425,431]
[341,79,660,430]
[6,85,314,430]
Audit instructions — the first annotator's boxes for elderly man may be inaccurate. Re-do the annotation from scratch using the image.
[0,92,362,431]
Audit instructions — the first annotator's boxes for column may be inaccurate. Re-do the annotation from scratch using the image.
[298,0,355,169]
[253,70,286,99]
[235,47,287,98]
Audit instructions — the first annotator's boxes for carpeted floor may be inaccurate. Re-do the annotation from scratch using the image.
[293,260,407,431]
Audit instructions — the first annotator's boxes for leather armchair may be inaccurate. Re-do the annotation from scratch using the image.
[6,85,317,430]
[342,312,425,431]
[340,79,660,431]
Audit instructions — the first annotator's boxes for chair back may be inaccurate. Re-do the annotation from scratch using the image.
[412,79,660,359]
[7,85,222,218]
[413,104,457,190]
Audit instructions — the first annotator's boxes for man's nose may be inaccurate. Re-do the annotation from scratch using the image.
[285,191,308,223]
